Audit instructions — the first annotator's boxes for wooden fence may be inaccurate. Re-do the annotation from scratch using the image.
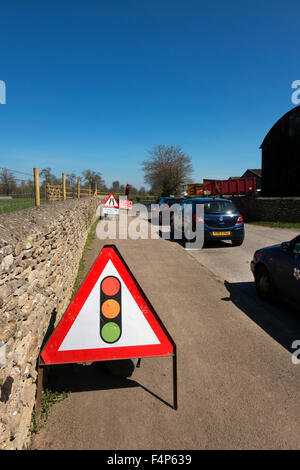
[33,168,97,205]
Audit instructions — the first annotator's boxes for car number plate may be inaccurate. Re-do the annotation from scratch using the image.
[212,231,231,236]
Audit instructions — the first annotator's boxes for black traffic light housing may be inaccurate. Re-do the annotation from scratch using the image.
[125,184,130,196]
[100,276,122,344]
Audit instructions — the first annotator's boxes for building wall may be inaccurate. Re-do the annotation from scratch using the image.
[241,170,262,190]
[261,106,300,197]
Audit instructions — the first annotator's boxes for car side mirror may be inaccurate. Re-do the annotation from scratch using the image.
[281,241,291,252]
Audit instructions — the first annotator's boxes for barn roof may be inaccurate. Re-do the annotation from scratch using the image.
[243,169,262,177]
[260,105,300,148]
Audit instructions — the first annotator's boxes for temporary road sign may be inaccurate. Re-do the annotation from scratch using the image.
[119,199,132,210]
[102,207,119,215]
[41,245,174,365]
[103,193,119,208]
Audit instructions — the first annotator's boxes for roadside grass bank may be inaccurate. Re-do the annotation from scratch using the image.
[71,216,99,299]
[30,389,70,436]
[247,221,300,229]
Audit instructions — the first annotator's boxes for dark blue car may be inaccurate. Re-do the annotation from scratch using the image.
[156,196,186,225]
[170,197,245,246]
[251,235,300,308]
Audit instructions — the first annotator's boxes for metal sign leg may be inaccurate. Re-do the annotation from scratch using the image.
[173,346,178,411]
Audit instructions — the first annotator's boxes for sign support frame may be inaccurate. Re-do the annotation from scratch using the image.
[35,348,178,421]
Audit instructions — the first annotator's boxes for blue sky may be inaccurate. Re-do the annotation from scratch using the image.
[0,0,299,188]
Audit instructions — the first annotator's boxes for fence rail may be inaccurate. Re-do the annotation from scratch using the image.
[0,167,156,215]
[0,168,103,214]
[43,174,94,202]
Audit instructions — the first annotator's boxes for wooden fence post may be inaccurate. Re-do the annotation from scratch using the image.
[77,178,80,198]
[94,183,97,196]
[62,173,66,201]
[33,168,40,206]
[89,184,91,196]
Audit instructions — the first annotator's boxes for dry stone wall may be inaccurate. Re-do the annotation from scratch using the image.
[0,196,105,449]
[231,196,300,222]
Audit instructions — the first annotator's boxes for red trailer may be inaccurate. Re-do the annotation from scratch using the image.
[203,178,256,196]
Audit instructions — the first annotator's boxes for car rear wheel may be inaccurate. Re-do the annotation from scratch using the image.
[255,265,273,302]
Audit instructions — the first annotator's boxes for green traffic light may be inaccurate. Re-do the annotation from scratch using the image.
[101,322,121,343]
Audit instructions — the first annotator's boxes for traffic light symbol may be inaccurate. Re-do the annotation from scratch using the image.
[100,276,122,343]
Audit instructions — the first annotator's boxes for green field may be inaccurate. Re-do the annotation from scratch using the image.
[0,197,47,215]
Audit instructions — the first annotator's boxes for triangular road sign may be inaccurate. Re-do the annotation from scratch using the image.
[41,245,174,365]
[103,193,119,208]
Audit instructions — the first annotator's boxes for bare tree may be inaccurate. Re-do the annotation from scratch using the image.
[111,181,121,192]
[40,168,60,186]
[0,168,17,195]
[82,170,106,190]
[142,145,193,196]
[66,173,78,187]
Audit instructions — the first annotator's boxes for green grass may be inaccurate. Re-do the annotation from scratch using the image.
[0,197,48,215]
[247,221,300,229]
[31,389,70,434]
[71,217,99,299]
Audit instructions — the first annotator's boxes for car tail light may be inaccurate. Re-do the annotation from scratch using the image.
[193,214,204,224]
[235,214,243,224]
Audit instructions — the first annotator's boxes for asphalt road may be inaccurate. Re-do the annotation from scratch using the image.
[187,223,299,283]
[31,219,300,450]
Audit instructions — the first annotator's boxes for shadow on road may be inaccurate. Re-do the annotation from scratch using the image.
[44,361,173,409]
[223,280,300,353]
[155,227,234,250]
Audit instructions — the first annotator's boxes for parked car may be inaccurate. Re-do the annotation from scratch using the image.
[171,197,245,245]
[251,235,300,308]
[155,197,186,225]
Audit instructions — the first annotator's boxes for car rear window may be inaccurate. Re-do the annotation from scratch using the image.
[167,199,185,206]
[192,200,237,214]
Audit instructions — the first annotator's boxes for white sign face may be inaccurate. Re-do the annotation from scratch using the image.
[102,207,119,215]
[58,259,160,352]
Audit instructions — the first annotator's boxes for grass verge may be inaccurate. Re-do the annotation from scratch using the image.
[247,221,300,229]
[71,217,99,299]
[30,389,70,435]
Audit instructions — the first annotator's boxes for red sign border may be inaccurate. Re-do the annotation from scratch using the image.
[102,193,119,208]
[41,245,175,365]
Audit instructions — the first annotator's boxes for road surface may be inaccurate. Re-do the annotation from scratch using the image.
[31,219,300,450]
